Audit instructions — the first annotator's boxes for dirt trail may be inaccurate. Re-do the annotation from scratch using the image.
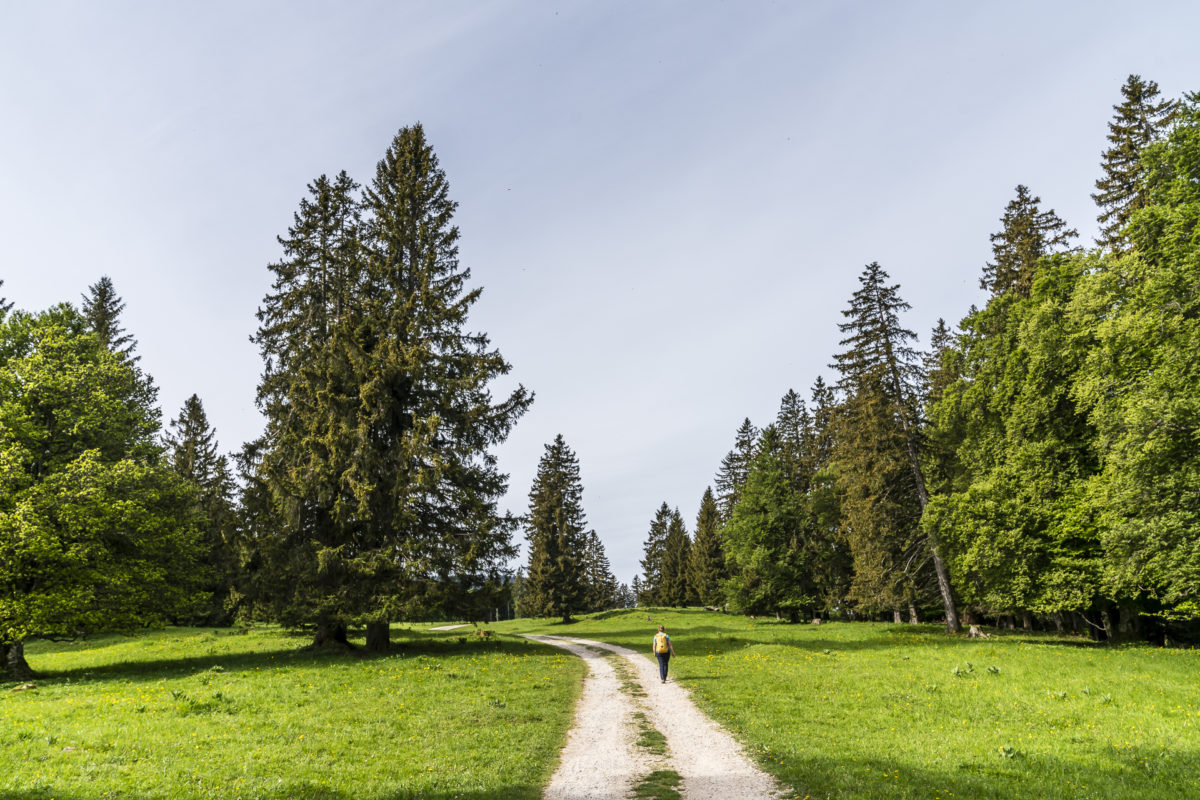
[523,635,654,800]
[526,635,785,800]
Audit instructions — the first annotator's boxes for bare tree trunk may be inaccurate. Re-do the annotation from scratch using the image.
[892,608,903,624]
[908,603,919,624]
[1022,611,1033,630]
[1100,607,1116,643]
[5,640,34,680]
[365,621,390,652]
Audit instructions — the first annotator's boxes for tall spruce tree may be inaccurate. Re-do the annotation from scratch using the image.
[253,127,531,647]
[165,395,240,624]
[714,418,759,524]
[981,185,1078,298]
[659,508,691,607]
[1092,74,1176,252]
[81,276,137,360]
[832,262,960,631]
[687,487,726,607]
[523,435,589,623]
[639,503,673,605]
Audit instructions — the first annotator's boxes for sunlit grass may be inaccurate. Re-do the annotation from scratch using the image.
[0,624,584,800]
[498,609,1200,800]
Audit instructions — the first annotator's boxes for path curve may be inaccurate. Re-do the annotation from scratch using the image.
[526,635,785,800]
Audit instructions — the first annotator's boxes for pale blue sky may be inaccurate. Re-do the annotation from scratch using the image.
[3,1,1198,584]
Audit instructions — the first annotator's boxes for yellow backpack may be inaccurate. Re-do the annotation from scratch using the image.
[654,632,670,653]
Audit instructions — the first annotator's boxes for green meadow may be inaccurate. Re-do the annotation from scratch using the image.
[499,610,1200,800]
[3,613,1199,800]
[0,626,583,800]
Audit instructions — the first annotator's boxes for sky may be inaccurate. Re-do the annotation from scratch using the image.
[3,1,1199,586]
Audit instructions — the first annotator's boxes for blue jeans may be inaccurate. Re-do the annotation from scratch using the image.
[656,652,670,680]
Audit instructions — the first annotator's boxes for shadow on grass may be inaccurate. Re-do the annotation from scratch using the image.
[774,742,1200,800]
[22,632,566,687]
[538,617,1105,660]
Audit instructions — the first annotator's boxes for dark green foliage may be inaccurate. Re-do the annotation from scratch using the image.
[81,275,137,360]
[1092,74,1176,252]
[981,185,1077,298]
[165,394,240,624]
[524,435,589,622]
[0,279,12,316]
[252,126,531,640]
[714,418,758,524]
[581,529,619,612]
[0,306,203,675]
[722,427,815,620]
[832,263,959,629]
[686,487,726,607]
[638,503,672,605]
[658,508,691,607]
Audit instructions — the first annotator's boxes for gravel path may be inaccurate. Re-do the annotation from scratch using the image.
[526,635,786,800]
[427,624,470,631]
[524,636,655,800]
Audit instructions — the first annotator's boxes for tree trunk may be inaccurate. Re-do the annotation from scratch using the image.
[365,621,390,652]
[313,621,348,648]
[884,353,961,634]
[1100,607,1116,643]
[1052,612,1064,632]
[892,608,903,624]
[1022,611,1033,630]
[5,640,34,680]
[908,603,919,624]
[1117,606,1139,642]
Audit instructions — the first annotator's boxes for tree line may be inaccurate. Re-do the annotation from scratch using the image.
[3,75,1197,678]
[0,125,555,678]
[634,75,1200,644]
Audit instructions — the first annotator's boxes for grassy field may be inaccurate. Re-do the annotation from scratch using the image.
[497,609,1200,800]
[0,625,584,800]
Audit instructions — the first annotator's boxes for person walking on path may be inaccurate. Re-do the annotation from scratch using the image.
[652,625,675,683]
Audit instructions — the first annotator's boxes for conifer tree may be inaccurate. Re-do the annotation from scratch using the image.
[1093,74,1176,252]
[832,262,959,631]
[581,529,618,612]
[81,276,137,360]
[165,394,239,624]
[722,426,815,620]
[658,508,691,607]
[639,503,672,605]
[715,418,759,524]
[254,128,531,647]
[687,487,726,607]
[774,389,815,491]
[981,185,1078,298]
[523,435,589,623]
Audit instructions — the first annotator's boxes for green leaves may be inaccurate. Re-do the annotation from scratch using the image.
[0,307,203,647]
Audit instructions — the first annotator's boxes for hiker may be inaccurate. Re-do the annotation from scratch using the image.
[652,625,675,683]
